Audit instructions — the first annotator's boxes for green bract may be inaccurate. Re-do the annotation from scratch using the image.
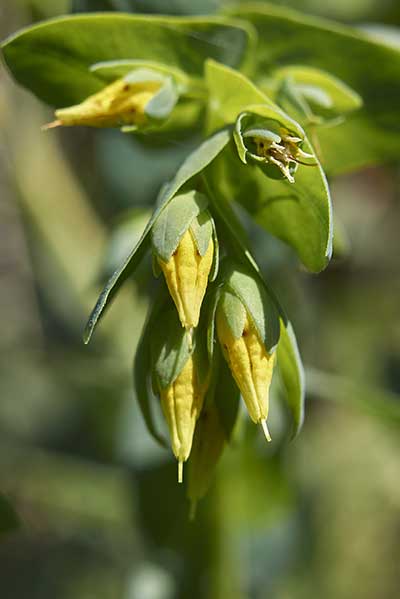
[150,307,192,392]
[124,68,178,124]
[218,261,281,353]
[152,192,217,330]
[151,190,210,263]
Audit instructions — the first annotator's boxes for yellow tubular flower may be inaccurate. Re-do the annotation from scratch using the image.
[44,78,162,129]
[159,355,206,483]
[158,230,214,330]
[217,307,275,441]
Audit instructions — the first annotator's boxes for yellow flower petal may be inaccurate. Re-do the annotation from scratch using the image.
[47,78,162,129]
[158,230,214,329]
[159,355,206,481]
[217,308,275,426]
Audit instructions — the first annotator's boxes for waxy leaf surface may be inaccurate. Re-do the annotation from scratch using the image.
[2,14,253,107]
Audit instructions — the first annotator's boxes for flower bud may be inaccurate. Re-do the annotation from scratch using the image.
[159,353,207,483]
[216,290,275,440]
[43,69,176,130]
[158,227,214,330]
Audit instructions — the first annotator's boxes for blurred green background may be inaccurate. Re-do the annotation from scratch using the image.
[0,1,399,598]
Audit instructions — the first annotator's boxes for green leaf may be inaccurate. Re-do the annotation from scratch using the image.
[233,139,332,273]
[209,216,219,282]
[90,59,201,97]
[227,3,400,174]
[72,0,220,16]
[151,307,192,390]
[145,76,179,120]
[202,171,259,269]
[133,298,167,447]
[206,58,294,132]
[205,57,273,133]
[205,61,332,272]
[224,261,281,353]
[2,14,253,107]
[164,128,230,202]
[235,120,283,165]
[218,289,247,339]
[84,235,150,343]
[189,210,214,258]
[205,285,221,361]
[101,208,151,280]
[84,129,230,343]
[277,320,305,437]
[272,65,362,121]
[151,190,208,261]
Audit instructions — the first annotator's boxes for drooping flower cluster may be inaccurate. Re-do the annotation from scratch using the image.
[44,75,308,509]
[143,193,284,500]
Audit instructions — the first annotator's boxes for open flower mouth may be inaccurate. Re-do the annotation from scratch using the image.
[243,127,316,183]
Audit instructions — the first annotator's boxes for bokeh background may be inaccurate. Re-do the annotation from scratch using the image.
[1,1,399,598]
